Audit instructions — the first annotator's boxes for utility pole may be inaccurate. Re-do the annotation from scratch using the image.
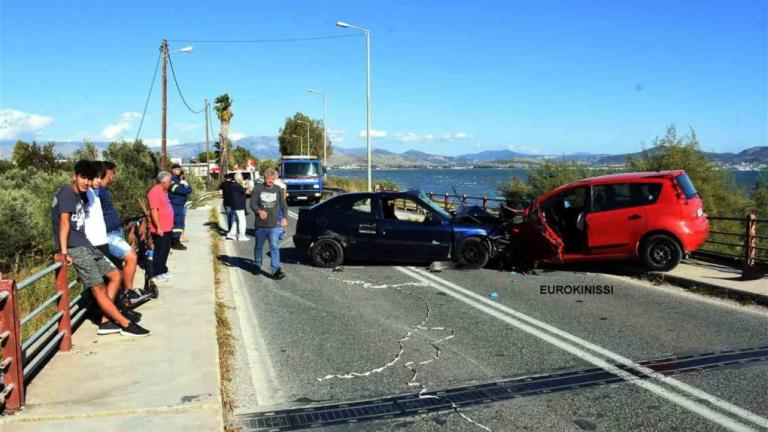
[204,98,211,191]
[160,39,168,170]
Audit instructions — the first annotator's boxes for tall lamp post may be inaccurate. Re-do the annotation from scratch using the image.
[159,40,193,170]
[336,21,371,191]
[307,89,328,179]
[291,134,303,156]
[297,120,310,157]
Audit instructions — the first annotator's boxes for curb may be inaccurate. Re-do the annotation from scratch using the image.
[651,272,768,307]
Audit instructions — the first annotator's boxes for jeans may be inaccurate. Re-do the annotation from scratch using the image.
[151,232,172,276]
[254,227,281,273]
[227,209,246,238]
[224,206,234,232]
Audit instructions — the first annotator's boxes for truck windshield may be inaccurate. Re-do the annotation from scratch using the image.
[283,162,319,177]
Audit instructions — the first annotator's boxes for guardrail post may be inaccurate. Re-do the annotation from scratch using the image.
[53,254,72,352]
[742,214,758,279]
[444,193,450,210]
[0,279,25,413]
[482,195,488,209]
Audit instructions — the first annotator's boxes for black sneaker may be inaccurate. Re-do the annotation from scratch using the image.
[97,321,121,335]
[273,268,286,280]
[120,322,151,337]
[122,309,142,323]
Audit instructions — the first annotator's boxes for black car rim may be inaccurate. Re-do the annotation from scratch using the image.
[317,242,339,264]
[650,241,673,266]
[463,242,485,265]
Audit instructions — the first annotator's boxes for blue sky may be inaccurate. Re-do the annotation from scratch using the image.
[1,0,765,156]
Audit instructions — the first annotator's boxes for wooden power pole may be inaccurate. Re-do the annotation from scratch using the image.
[204,99,211,191]
[160,39,168,170]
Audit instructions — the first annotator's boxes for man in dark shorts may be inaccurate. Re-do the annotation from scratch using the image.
[52,160,150,337]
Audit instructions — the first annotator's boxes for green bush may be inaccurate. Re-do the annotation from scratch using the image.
[0,189,50,273]
[325,176,398,193]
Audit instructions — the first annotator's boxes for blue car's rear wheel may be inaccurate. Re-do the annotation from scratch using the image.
[311,238,344,268]
[456,237,490,269]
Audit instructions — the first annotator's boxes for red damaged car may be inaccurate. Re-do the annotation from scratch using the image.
[508,170,709,271]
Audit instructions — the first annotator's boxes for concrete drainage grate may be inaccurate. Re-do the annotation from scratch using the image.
[237,345,768,431]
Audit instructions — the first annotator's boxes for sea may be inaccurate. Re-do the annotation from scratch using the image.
[330,168,766,200]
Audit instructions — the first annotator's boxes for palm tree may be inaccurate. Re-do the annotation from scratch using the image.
[215,93,234,174]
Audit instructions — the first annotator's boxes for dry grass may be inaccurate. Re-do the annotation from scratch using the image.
[208,206,241,432]
[325,176,398,193]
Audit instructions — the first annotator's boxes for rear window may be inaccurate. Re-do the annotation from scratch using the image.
[592,183,662,212]
[675,173,699,199]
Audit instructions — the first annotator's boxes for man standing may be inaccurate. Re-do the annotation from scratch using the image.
[52,160,149,337]
[219,174,235,232]
[169,164,192,251]
[225,172,249,241]
[148,171,175,282]
[250,168,288,279]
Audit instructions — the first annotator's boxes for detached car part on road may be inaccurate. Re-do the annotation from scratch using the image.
[294,189,503,269]
[506,170,710,271]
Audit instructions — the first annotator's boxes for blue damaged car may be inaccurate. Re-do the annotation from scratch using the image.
[293,189,503,269]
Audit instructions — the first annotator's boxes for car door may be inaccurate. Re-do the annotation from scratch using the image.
[331,195,379,259]
[586,183,652,254]
[377,196,452,261]
[526,201,564,261]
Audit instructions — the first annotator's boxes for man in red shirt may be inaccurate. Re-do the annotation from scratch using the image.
[148,171,175,282]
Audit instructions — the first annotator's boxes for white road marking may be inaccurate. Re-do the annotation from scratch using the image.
[396,266,764,432]
[220,208,283,406]
[287,210,299,219]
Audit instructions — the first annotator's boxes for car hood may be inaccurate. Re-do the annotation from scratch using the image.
[451,205,502,233]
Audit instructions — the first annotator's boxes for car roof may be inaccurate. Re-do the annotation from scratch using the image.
[539,170,685,201]
[327,189,422,201]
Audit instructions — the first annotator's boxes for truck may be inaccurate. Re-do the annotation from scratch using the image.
[279,155,324,204]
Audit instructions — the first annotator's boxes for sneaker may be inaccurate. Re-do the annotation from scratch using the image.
[163,272,177,279]
[122,309,142,323]
[225,234,236,240]
[120,322,151,337]
[97,321,121,335]
[273,268,286,280]
[152,274,169,283]
[171,242,187,251]
[237,235,249,241]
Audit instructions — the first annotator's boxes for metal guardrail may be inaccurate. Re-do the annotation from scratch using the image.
[692,214,766,277]
[0,254,84,414]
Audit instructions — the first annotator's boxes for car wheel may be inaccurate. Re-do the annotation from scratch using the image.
[310,238,344,268]
[456,237,490,269]
[641,234,682,272]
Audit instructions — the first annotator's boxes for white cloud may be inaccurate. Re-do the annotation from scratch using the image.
[328,128,344,143]
[0,109,54,139]
[173,122,200,132]
[144,137,180,147]
[358,129,387,138]
[101,112,141,140]
[508,144,541,154]
[229,132,246,141]
[394,131,470,143]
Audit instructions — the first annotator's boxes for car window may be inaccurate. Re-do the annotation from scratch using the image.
[592,183,662,212]
[350,198,373,217]
[382,198,430,223]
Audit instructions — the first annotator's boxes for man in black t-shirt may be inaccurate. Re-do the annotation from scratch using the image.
[218,175,235,231]
[225,172,249,241]
[52,160,150,337]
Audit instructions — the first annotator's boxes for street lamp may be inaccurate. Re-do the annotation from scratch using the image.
[297,120,310,157]
[291,134,303,156]
[336,21,372,191]
[307,89,328,179]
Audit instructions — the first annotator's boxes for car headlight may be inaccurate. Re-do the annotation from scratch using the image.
[313,184,320,189]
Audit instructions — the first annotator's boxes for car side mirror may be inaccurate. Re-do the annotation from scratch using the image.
[425,213,442,225]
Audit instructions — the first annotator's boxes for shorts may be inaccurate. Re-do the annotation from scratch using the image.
[107,229,133,260]
[68,245,117,288]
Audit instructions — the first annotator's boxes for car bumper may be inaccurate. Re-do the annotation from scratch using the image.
[681,217,710,252]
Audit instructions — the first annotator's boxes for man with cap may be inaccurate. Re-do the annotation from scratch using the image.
[169,164,192,250]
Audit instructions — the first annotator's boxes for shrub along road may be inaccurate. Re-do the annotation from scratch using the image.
[218,206,768,432]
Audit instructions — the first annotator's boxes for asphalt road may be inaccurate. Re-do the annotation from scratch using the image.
[218,205,768,432]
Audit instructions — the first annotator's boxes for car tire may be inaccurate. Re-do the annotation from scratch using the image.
[456,237,490,269]
[641,234,682,272]
[310,238,344,268]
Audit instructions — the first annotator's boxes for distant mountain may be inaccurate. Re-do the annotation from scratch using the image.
[1,138,765,168]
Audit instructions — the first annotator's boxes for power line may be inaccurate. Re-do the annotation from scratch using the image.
[167,34,361,44]
[134,51,161,144]
[167,52,205,114]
